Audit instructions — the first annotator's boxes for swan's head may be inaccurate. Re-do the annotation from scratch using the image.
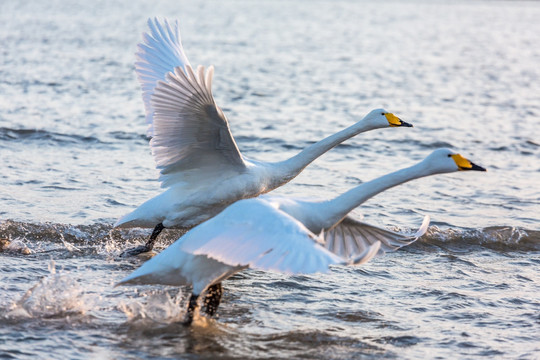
[421,148,487,174]
[363,108,413,129]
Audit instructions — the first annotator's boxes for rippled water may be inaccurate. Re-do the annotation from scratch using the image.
[1,0,539,359]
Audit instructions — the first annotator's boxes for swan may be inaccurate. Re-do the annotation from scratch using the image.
[117,148,486,324]
[118,198,382,325]
[114,18,412,256]
[264,148,486,257]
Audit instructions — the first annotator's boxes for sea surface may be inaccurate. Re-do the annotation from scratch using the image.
[1,0,539,359]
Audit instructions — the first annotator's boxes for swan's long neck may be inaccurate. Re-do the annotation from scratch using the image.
[322,161,436,228]
[272,120,377,184]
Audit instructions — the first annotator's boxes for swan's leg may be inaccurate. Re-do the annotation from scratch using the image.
[183,284,221,325]
[183,293,199,326]
[119,223,165,257]
[143,223,165,251]
[203,283,223,316]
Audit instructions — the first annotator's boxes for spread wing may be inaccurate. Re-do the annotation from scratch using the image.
[136,17,191,137]
[324,215,430,259]
[150,65,246,187]
[179,199,381,274]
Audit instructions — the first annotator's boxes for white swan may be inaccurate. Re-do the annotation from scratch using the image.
[118,198,382,324]
[114,18,412,255]
[264,147,486,257]
[117,148,486,324]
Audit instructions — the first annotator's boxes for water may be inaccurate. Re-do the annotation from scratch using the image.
[1,0,539,358]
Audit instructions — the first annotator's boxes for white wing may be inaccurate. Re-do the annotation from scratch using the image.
[324,215,429,259]
[179,198,380,274]
[151,65,246,187]
[117,198,381,293]
[136,17,191,137]
[117,239,244,293]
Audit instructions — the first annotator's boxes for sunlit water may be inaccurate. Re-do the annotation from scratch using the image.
[1,0,539,358]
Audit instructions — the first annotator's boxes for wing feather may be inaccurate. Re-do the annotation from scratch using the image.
[136,18,246,187]
[324,215,430,259]
[150,64,246,186]
[178,199,359,275]
[119,199,382,290]
[136,18,191,136]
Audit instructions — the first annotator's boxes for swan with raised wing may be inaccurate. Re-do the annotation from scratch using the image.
[114,18,412,256]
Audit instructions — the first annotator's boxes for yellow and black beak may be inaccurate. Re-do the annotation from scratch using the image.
[385,113,413,127]
[451,154,487,172]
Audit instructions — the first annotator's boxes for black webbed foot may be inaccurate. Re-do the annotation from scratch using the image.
[182,284,223,325]
[118,223,165,258]
[119,244,153,257]
[203,283,223,316]
[183,293,199,326]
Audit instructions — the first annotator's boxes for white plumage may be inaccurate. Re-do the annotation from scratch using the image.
[118,148,485,323]
[114,18,412,255]
[136,18,191,137]
[258,148,485,259]
[118,198,380,295]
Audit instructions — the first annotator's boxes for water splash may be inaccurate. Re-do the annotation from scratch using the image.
[0,237,32,255]
[118,289,187,324]
[5,260,88,319]
[423,226,540,250]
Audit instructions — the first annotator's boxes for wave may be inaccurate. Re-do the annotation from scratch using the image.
[422,225,540,251]
[1,220,538,254]
[0,127,148,146]
[376,138,540,154]
[0,219,186,257]
[0,127,103,145]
